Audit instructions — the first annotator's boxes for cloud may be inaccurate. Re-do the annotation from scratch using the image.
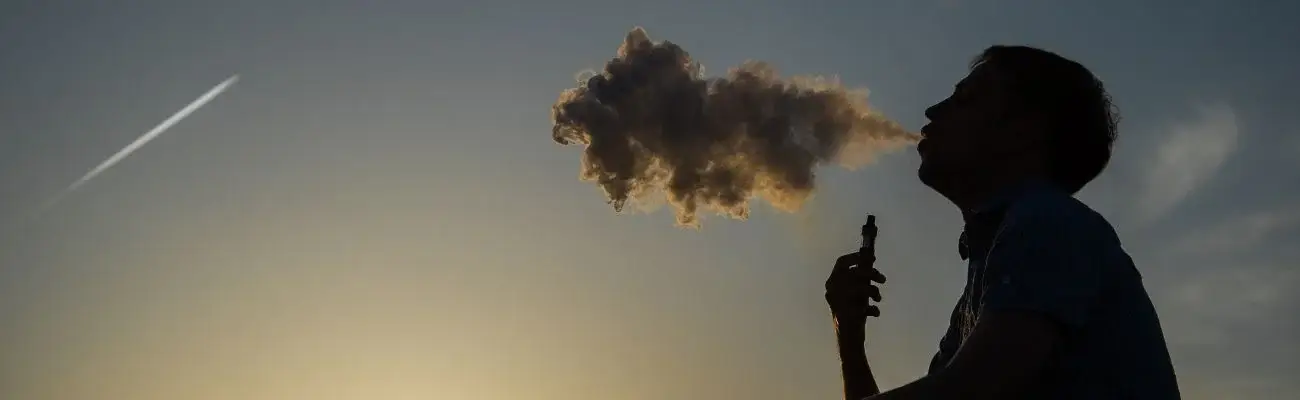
[1149,206,1300,346]
[1154,261,1300,400]
[1124,101,1300,398]
[1137,103,1240,222]
[1163,207,1300,256]
[1164,264,1297,324]
[1183,376,1300,400]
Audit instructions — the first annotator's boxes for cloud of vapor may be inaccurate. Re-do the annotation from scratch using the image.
[550,27,917,227]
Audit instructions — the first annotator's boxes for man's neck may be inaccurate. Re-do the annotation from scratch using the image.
[948,172,1048,218]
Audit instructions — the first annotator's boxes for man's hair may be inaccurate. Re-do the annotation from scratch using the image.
[971,45,1120,195]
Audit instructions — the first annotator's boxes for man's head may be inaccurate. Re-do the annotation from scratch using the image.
[918,45,1119,203]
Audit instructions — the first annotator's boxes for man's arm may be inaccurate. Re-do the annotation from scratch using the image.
[834,315,880,399]
[826,251,887,399]
[863,310,1062,400]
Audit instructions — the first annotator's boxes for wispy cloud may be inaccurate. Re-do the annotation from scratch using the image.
[1183,376,1300,400]
[1163,207,1300,256]
[1165,265,1297,323]
[1150,208,1299,347]
[1128,102,1300,397]
[1137,103,1240,222]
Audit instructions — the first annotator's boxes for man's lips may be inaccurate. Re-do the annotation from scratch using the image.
[917,124,933,155]
[916,126,930,154]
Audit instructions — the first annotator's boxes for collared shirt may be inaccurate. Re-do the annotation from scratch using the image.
[926,181,1182,399]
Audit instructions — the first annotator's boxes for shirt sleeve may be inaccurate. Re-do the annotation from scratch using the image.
[979,203,1108,328]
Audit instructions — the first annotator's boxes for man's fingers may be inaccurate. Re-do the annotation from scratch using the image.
[863,267,887,284]
[825,282,883,303]
[862,283,882,302]
[828,252,885,298]
[839,281,881,303]
[866,305,881,318]
[832,252,859,275]
[851,264,887,284]
[827,252,859,290]
[830,268,884,292]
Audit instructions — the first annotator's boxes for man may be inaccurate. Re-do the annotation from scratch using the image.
[824,46,1182,399]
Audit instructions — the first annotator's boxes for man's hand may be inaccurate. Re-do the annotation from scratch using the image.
[825,251,887,326]
[827,249,888,399]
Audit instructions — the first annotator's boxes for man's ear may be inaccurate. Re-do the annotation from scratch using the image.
[1006,112,1052,151]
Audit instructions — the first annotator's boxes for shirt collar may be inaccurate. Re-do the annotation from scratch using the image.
[957,179,1056,260]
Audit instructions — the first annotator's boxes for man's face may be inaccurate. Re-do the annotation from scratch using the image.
[917,64,1026,193]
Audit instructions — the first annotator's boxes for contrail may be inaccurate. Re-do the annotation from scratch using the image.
[30,75,240,219]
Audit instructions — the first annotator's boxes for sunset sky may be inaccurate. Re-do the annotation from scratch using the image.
[2,1,1297,399]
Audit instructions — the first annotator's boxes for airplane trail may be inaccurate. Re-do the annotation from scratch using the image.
[31,75,240,219]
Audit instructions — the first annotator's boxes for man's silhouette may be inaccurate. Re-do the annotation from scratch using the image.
[825,46,1182,399]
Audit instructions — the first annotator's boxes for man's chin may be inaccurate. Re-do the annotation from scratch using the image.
[917,162,945,192]
[917,166,933,186]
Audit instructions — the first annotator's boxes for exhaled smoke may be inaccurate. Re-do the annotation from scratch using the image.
[551,27,918,228]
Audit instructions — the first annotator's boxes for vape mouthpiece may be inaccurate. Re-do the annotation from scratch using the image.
[861,214,878,249]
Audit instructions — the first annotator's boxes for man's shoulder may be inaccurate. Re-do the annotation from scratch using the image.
[1002,185,1116,240]
[998,185,1139,280]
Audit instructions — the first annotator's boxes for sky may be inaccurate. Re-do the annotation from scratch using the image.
[1,0,1297,399]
